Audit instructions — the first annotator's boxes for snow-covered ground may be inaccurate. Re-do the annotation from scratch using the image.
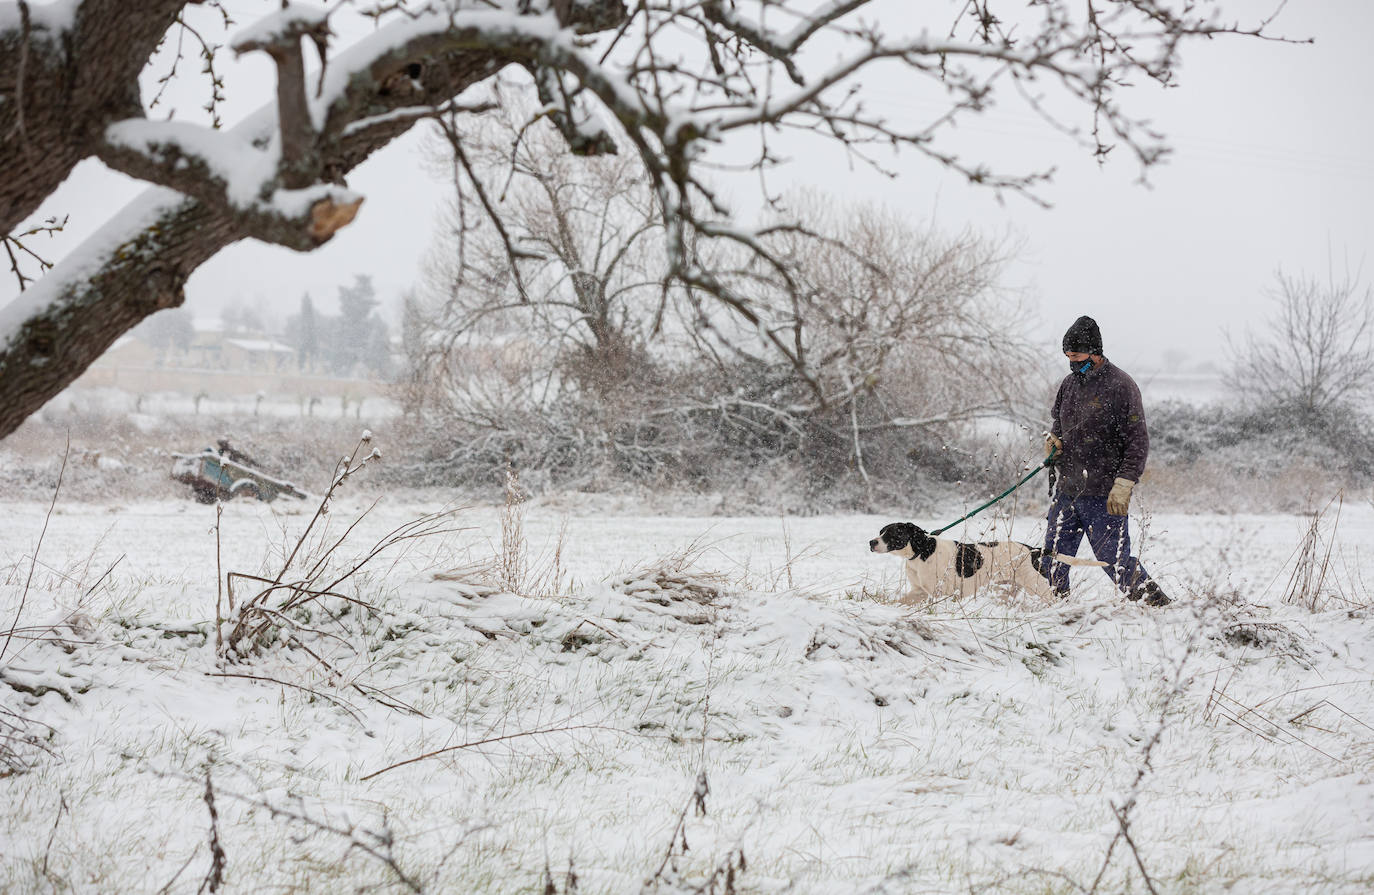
[2,490,1372,893]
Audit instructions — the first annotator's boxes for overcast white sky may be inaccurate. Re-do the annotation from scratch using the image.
[793,0,1374,374]
[6,0,1372,378]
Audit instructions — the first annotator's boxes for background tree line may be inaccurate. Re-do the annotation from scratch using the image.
[0,1,1283,440]
[285,276,393,379]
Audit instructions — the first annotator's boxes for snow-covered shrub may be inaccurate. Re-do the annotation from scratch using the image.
[1147,399,1374,511]
[380,353,1039,516]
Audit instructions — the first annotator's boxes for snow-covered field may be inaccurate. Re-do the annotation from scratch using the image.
[2,488,1372,893]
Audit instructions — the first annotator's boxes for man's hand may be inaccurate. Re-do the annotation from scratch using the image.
[1107,477,1135,515]
[1044,433,1062,464]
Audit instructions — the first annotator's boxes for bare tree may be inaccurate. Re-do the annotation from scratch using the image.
[723,195,1032,412]
[689,195,1037,484]
[1226,269,1374,415]
[1,0,1291,439]
[425,81,669,393]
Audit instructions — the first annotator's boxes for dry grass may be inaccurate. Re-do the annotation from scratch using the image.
[1145,458,1354,514]
[435,466,571,599]
[219,434,465,716]
[1279,493,1344,611]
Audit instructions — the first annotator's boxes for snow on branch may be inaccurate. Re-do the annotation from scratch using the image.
[100,119,363,249]
[227,1,329,54]
[231,2,332,187]
[102,120,274,207]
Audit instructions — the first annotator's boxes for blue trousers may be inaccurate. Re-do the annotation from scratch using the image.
[1040,494,1151,594]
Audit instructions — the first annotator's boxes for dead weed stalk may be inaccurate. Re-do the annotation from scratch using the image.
[1087,604,1211,895]
[1,436,81,776]
[1278,493,1346,610]
[1,433,68,663]
[220,434,463,713]
[640,770,746,895]
[200,766,227,894]
[499,464,526,592]
[173,765,424,894]
[437,465,570,598]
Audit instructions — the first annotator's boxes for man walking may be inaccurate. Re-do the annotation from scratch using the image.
[1042,315,1170,606]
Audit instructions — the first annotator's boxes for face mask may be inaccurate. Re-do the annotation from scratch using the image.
[1069,357,1093,374]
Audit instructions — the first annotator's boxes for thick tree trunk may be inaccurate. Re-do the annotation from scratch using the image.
[0,0,629,440]
[0,1,185,233]
[1,197,233,435]
[0,102,458,441]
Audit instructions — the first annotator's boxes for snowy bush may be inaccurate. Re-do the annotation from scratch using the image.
[1147,400,1374,511]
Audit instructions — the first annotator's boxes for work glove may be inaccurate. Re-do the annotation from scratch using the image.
[1107,477,1135,516]
[1044,433,1062,465]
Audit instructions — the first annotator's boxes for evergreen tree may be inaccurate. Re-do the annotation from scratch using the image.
[365,319,394,378]
[287,293,320,372]
[335,275,379,376]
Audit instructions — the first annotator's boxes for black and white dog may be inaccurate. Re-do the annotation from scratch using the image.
[869,522,1105,604]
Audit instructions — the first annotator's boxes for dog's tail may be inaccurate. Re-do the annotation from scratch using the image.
[1052,554,1109,567]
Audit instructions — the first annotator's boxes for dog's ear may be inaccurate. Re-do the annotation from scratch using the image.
[909,525,938,561]
[877,523,910,549]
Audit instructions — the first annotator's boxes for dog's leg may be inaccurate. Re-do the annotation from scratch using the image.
[903,564,921,603]
[1006,548,1058,602]
[1015,560,1058,602]
[903,561,933,604]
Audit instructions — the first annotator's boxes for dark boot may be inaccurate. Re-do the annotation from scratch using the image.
[1127,580,1171,607]
[1143,582,1172,606]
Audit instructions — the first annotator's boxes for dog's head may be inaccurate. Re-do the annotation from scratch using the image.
[869,522,936,559]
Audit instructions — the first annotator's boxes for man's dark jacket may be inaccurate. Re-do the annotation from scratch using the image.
[1050,359,1149,498]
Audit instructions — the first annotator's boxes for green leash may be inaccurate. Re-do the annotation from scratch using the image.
[930,446,1057,536]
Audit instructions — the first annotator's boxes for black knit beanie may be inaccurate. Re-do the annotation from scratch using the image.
[1062,315,1103,354]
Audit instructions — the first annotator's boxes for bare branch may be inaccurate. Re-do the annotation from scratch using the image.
[230,3,332,185]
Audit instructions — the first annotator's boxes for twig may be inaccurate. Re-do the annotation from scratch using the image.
[3,215,69,292]
[362,723,605,781]
[167,770,422,894]
[2,434,68,662]
[40,793,67,880]
[154,852,199,895]
[1110,803,1159,895]
[284,632,424,716]
[197,767,227,895]
[81,554,124,600]
[1089,609,1204,893]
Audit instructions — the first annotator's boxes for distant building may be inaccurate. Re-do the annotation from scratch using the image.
[74,310,395,415]
[186,317,228,369]
[221,338,295,372]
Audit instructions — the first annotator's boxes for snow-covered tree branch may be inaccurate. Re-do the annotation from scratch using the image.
[0,0,1288,439]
